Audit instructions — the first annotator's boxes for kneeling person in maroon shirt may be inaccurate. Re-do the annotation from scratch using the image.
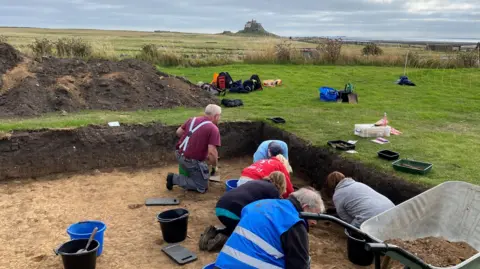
[166,104,222,193]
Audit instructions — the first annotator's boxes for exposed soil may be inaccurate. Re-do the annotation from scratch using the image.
[0,158,370,269]
[386,237,478,267]
[0,43,217,117]
[0,43,22,89]
[0,122,262,181]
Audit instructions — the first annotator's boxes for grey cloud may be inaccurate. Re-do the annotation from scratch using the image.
[0,0,478,40]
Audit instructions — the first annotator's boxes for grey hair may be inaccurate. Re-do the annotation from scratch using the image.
[205,104,222,116]
[290,187,326,213]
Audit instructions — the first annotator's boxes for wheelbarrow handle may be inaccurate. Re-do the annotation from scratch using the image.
[365,243,431,269]
[299,212,374,241]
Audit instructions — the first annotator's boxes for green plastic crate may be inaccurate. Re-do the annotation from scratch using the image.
[392,159,433,175]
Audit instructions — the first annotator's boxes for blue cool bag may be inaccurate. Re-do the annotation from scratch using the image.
[319,87,338,102]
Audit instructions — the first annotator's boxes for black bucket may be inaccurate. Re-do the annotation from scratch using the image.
[55,239,99,269]
[157,208,189,243]
[345,229,374,266]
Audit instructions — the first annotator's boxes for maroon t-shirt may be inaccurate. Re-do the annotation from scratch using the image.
[176,116,221,161]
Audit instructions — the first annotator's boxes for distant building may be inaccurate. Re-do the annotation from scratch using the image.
[243,19,265,32]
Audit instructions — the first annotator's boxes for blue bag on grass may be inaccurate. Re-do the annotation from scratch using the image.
[319,87,338,102]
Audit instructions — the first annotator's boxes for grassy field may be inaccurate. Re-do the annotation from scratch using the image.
[1,64,479,187]
[1,27,430,60]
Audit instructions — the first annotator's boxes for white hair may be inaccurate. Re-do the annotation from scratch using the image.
[290,188,325,213]
[205,104,222,116]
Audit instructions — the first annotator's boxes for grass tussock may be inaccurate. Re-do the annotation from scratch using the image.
[136,43,235,67]
[6,36,479,68]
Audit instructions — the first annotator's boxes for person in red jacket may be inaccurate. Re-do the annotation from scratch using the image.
[238,155,294,198]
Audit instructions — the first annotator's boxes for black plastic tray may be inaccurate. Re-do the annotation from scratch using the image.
[377,150,399,160]
[145,198,180,206]
[327,140,356,151]
[162,244,197,265]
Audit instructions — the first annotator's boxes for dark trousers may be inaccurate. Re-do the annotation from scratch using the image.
[217,216,239,236]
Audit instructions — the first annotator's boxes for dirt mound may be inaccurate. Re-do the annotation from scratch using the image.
[0,54,218,117]
[386,237,478,267]
[0,43,22,89]
[0,43,21,75]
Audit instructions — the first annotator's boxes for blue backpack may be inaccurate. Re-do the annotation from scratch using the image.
[319,87,338,102]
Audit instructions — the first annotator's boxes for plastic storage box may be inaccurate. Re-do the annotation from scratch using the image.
[354,124,391,138]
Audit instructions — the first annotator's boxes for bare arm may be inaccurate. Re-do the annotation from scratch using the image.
[176,126,185,138]
[207,144,219,166]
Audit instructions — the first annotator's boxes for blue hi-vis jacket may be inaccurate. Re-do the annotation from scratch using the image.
[215,199,306,269]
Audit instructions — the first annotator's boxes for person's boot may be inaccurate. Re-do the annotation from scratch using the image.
[207,233,228,252]
[199,225,217,251]
[166,173,173,190]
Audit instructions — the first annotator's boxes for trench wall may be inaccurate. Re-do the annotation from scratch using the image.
[0,122,261,181]
[0,121,427,203]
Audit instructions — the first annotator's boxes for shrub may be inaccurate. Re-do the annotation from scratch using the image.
[136,44,185,66]
[275,41,293,63]
[29,38,54,57]
[316,38,343,64]
[362,43,383,56]
[56,38,93,58]
[457,51,478,68]
[137,44,160,63]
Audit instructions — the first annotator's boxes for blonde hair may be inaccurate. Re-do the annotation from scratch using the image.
[324,171,346,199]
[275,154,293,173]
[264,171,287,197]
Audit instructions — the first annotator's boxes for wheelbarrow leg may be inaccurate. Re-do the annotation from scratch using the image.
[374,253,381,269]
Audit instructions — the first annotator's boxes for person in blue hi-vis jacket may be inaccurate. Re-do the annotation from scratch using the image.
[213,188,325,269]
[253,140,289,163]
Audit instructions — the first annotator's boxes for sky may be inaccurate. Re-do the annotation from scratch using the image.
[0,0,479,40]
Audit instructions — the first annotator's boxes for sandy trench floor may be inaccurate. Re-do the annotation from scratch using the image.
[0,157,386,269]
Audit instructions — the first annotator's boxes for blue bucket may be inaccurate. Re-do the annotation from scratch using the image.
[225,179,238,192]
[67,221,107,256]
[203,263,216,269]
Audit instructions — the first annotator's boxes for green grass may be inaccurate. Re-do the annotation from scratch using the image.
[1,64,479,187]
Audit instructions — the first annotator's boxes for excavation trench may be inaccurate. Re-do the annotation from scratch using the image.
[0,121,426,204]
[0,121,428,269]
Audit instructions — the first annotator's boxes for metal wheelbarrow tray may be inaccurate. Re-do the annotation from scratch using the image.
[360,181,480,269]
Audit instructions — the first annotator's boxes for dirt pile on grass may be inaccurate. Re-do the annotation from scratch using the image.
[0,43,22,89]
[0,50,217,117]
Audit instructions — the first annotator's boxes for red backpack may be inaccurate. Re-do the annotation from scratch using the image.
[217,74,227,89]
[216,72,233,90]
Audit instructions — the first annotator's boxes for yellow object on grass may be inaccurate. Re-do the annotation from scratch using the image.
[263,79,282,87]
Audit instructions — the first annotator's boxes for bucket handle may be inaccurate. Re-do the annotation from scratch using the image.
[53,244,62,255]
[157,212,189,223]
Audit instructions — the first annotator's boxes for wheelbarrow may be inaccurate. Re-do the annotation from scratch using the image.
[301,181,480,269]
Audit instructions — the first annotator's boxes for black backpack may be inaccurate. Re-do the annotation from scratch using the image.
[242,80,255,92]
[229,80,250,94]
[250,74,262,90]
[221,99,244,107]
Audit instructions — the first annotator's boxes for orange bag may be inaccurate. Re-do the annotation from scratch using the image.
[211,73,219,86]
